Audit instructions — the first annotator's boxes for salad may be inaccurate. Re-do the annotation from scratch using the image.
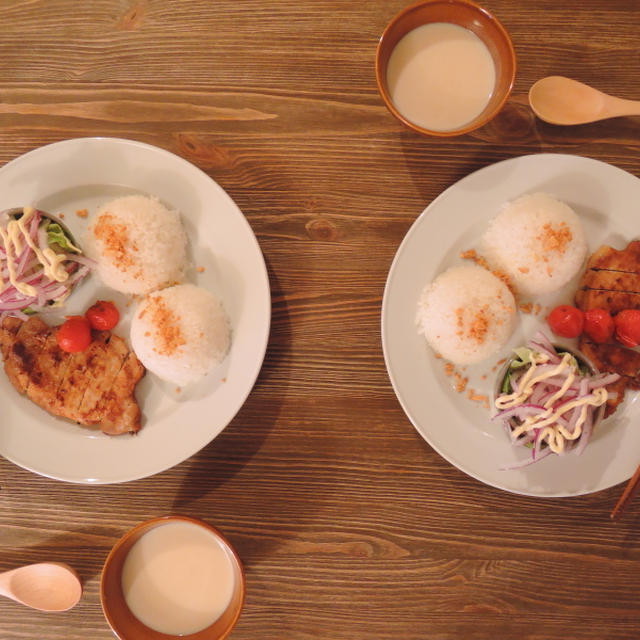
[0,206,91,318]
[494,331,620,467]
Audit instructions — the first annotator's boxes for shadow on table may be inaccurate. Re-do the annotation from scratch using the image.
[169,258,301,564]
[398,101,545,209]
[0,528,106,584]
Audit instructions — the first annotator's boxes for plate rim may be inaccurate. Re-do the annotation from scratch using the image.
[381,152,640,497]
[0,136,271,484]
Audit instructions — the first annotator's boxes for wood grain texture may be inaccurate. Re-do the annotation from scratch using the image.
[2,1,640,638]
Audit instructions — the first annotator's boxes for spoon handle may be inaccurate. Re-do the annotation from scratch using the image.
[0,567,19,600]
[607,96,640,118]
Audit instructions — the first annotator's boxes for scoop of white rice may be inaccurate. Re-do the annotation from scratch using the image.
[416,264,516,365]
[85,195,187,295]
[480,192,587,297]
[130,283,230,386]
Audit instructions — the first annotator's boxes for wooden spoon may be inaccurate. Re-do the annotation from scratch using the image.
[529,76,640,125]
[610,462,640,520]
[0,562,82,611]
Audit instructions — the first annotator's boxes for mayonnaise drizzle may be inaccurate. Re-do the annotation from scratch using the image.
[496,349,609,454]
[0,206,70,297]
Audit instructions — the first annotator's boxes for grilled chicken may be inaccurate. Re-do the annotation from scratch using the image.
[575,240,640,415]
[0,316,145,435]
[575,240,640,313]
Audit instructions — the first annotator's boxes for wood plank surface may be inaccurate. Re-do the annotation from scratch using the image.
[2,1,640,639]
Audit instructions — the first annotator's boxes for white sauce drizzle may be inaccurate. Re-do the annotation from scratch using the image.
[0,206,70,298]
[496,350,608,454]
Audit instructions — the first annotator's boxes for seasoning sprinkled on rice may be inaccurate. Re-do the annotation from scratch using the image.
[85,195,187,295]
[480,192,587,297]
[416,264,516,365]
[130,283,230,386]
[145,296,186,356]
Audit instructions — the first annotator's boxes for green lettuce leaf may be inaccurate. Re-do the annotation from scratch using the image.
[509,346,533,369]
[46,222,81,253]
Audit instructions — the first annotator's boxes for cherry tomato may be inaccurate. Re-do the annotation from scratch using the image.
[614,309,640,348]
[583,308,614,344]
[85,300,120,331]
[547,305,584,339]
[56,316,92,353]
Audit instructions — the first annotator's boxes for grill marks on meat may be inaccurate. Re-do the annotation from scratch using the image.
[0,316,145,435]
[77,334,130,422]
[2,316,50,394]
[575,241,640,314]
[575,240,640,415]
[100,352,146,433]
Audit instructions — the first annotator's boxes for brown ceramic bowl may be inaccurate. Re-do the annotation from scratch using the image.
[101,516,245,640]
[375,0,516,137]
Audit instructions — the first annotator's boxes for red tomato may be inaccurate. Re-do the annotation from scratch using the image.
[56,316,92,353]
[85,300,120,331]
[547,305,584,339]
[614,309,640,348]
[583,308,614,344]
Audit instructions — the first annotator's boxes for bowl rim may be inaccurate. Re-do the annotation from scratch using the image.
[375,0,517,137]
[100,515,245,640]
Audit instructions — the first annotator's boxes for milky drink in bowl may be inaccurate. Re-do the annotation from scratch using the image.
[376,0,516,137]
[101,516,245,640]
[387,22,495,132]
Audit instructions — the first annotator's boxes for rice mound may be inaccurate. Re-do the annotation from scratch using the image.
[416,264,516,365]
[85,195,187,295]
[130,284,230,386]
[480,192,587,297]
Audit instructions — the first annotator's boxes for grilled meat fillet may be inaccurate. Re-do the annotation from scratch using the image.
[575,240,640,314]
[575,240,640,416]
[0,316,145,435]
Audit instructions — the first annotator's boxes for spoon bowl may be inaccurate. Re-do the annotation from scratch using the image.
[529,76,640,125]
[0,562,82,612]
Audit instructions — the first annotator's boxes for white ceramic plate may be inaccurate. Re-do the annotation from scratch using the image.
[382,153,640,497]
[0,137,270,483]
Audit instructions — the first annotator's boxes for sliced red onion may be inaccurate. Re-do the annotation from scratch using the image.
[527,363,566,379]
[499,331,620,470]
[493,404,547,422]
[29,209,41,237]
[528,332,561,363]
[0,297,38,311]
[6,309,29,320]
[529,330,557,353]
[500,447,553,470]
[0,213,91,315]
[529,383,548,406]
[533,428,546,459]
[66,253,95,268]
[508,370,524,393]
[588,373,621,388]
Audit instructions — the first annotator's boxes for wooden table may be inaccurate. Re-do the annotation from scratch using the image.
[2,1,640,638]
